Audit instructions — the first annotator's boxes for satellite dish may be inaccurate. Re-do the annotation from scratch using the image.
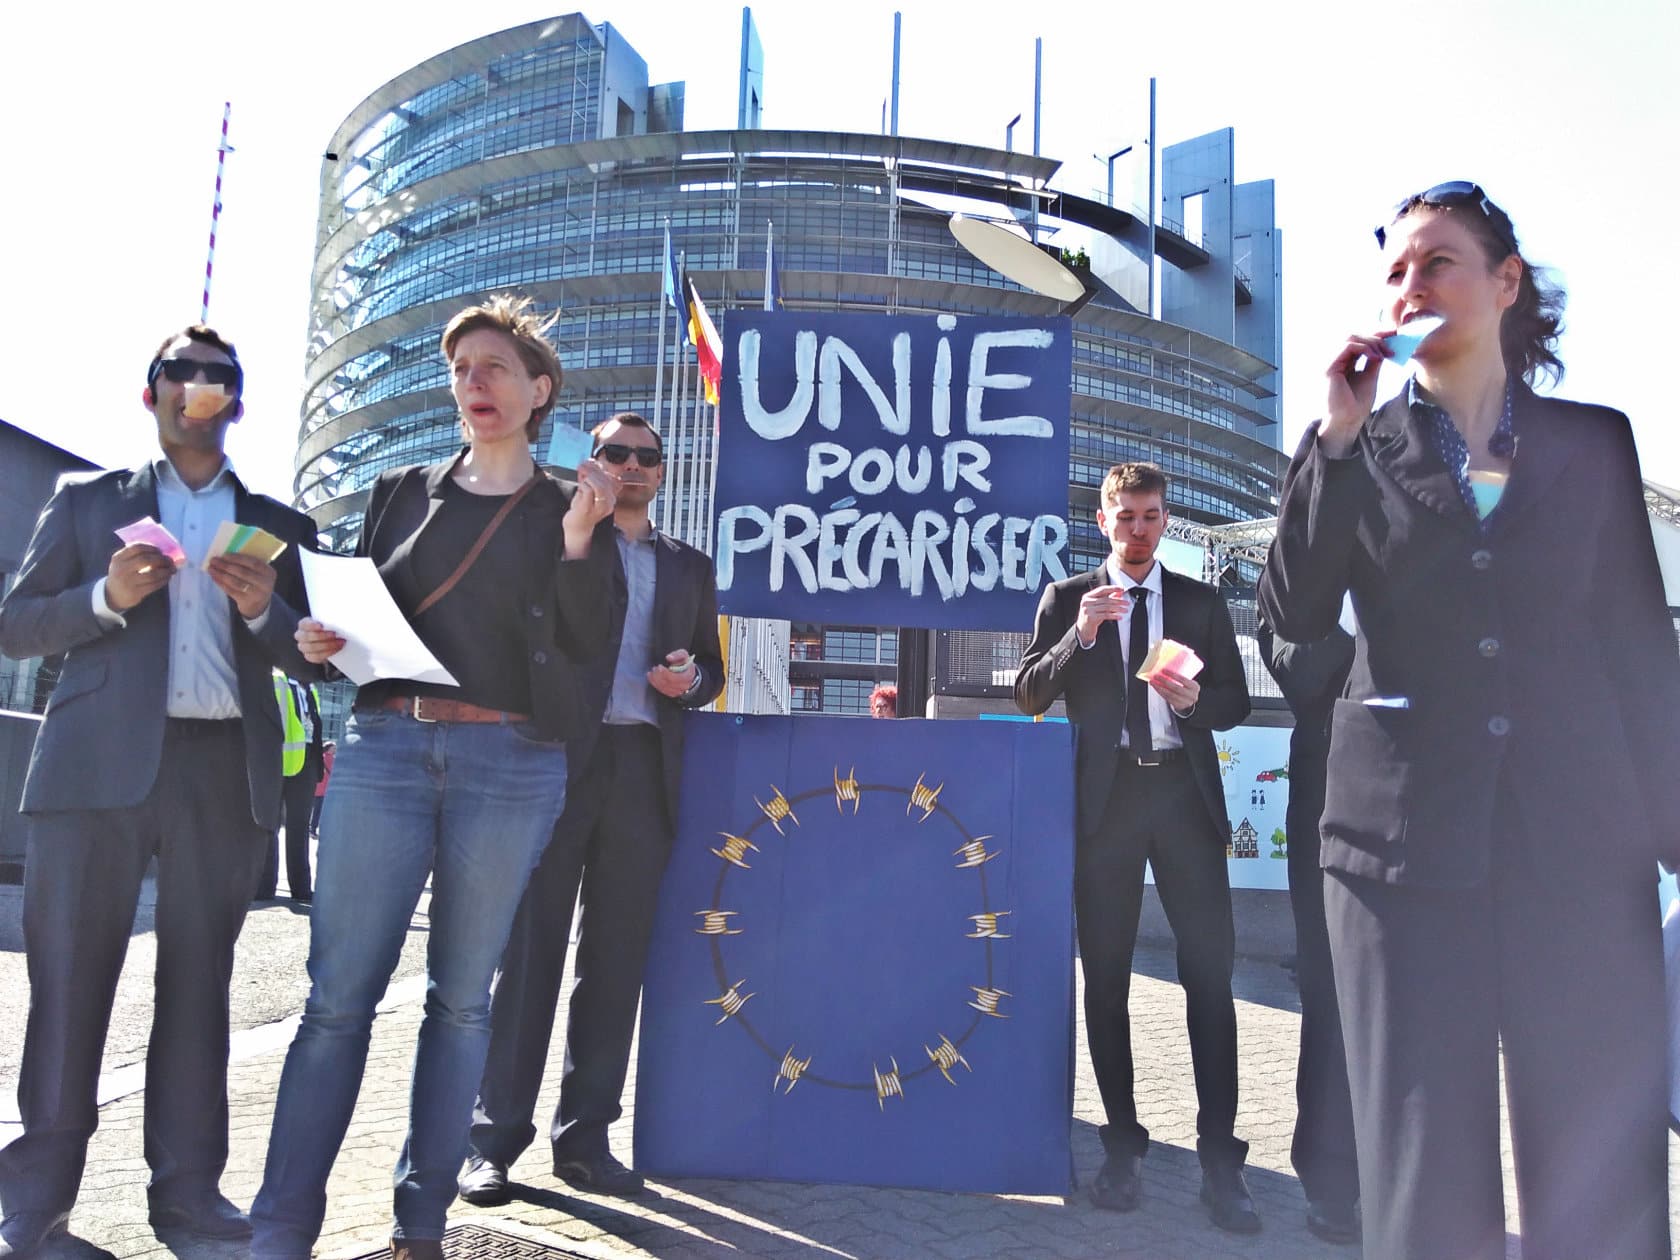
[948,213,1086,303]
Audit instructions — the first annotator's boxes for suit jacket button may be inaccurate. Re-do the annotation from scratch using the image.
[531,651,548,665]
[1477,637,1500,658]
[529,604,544,618]
[1487,715,1510,736]
[1471,549,1493,570]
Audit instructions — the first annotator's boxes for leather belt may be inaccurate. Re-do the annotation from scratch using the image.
[165,717,241,737]
[366,695,531,725]
[1125,747,1184,767]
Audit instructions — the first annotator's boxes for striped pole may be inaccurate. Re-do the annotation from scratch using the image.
[201,102,232,322]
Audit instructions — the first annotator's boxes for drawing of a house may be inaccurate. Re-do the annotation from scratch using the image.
[1228,817,1259,859]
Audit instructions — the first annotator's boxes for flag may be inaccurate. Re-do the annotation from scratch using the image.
[763,221,782,312]
[684,273,723,406]
[663,225,688,348]
[634,712,1076,1193]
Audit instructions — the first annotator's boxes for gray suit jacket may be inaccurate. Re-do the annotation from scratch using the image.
[0,462,319,828]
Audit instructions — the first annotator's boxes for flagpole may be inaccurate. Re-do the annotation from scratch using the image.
[662,310,681,534]
[670,350,686,538]
[689,339,705,549]
[705,398,721,555]
[201,102,232,322]
[652,220,674,476]
[651,291,666,447]
[698,386,712,555]
[668,251,689,537]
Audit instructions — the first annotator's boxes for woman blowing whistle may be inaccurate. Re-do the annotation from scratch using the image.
[1260,183,1680,1260]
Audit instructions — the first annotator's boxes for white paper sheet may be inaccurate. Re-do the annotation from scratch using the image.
[298,551,459,687]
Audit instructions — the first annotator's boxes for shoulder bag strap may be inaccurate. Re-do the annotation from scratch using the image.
[411,470,543,618]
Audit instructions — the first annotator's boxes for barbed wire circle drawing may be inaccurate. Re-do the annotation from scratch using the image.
[694,767,1015,1108]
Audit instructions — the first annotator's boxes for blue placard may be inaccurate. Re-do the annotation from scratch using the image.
[634,713,1076,1194]
[713,311,1072,631]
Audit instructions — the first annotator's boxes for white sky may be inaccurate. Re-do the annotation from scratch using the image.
[2,0,1674,500]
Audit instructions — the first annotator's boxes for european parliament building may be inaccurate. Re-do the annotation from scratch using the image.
[295,12,1285,717]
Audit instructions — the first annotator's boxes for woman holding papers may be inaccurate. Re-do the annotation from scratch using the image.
[1259,184,1680,1259]
[251,295,615,1260]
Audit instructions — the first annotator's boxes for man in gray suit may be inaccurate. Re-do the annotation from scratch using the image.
[0,326,319,1260]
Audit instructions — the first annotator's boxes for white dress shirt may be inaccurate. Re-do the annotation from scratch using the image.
[92,455,268,718]
[1105,558,1183,750]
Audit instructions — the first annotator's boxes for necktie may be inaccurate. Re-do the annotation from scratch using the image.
[1125,587,1153,757]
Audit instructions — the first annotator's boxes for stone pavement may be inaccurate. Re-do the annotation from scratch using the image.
[8,887,1679,1260]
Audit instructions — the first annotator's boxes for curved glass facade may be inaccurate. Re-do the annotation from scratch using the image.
[299,15,1285,571]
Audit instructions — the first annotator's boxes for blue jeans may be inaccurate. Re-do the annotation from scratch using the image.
[250,709,567,1256]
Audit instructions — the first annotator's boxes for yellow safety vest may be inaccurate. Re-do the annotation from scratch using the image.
[273,671,307,777]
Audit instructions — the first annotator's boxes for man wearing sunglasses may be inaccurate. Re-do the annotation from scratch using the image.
[0,326,320,1259]
[461,411,722,1203]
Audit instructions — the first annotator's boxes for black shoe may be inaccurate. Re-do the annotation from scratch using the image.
[1200,1164,1261,1234]
[1305,1198,1359,1244]
[1087,1153,1143,1212]
[553,1149,645,1197]
[458,1155,511,1207]
[147,1190,252,1240]
[0,1211,69,1260]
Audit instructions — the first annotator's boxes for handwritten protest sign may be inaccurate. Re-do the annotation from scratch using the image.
[714,311,1072,631]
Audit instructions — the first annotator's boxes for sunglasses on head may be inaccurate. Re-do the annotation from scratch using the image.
[149,357,242,389]
[594,443,663,468]
[1374,181,1517,254]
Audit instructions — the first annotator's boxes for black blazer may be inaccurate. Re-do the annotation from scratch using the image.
[569,529,724,832]
[1257,620,1353,863]
[0,462,319,828]
[1015,564,1251,839]
[1259,386,1680,886]
[1257,619,1355,782]
[352,458,613,742]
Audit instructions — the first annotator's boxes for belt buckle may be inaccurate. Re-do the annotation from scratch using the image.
[1135,751,1165,767]
[410,696,439,723]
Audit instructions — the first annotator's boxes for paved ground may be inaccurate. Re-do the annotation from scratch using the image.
[2,880,1677,1260]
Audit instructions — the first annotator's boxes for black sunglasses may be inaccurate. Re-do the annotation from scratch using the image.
[594,443,663,468]
[149,357,242,389]
[1374,181,1517,254]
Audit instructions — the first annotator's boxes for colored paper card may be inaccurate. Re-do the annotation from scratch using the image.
[1382,314,1444,367]
[635,713,1076,1195]
[545,423,594,470]
[181,382,231,419]
[115,517,187,567]
[1136,637,1204,682]
[208,520,288,564]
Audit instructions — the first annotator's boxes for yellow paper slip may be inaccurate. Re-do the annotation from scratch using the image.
[208,520,289,564]
[1135,637,1204,682]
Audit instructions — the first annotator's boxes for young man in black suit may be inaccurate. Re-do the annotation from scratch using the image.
[0,326,319,1259]
[459,412,722,1203]
[1015,462,1256,1233]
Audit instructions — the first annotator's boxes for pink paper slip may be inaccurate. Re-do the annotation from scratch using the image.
[1135,638,1205,683]
[115,517,188,567]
